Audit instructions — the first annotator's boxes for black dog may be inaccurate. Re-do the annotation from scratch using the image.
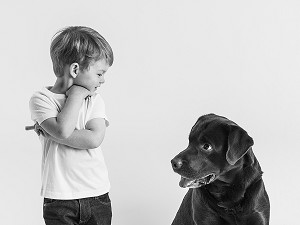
[171,114,270,225]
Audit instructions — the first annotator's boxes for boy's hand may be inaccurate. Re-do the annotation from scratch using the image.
[66,85,94,99]
[34,123,51,139]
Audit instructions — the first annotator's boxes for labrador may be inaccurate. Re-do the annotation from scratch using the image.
[171,114,270,225]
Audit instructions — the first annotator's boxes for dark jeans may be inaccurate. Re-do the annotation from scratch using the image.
[43,193,112,225]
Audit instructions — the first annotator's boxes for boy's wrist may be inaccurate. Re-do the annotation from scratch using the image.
[72,84,90,91]
[66,85,91,99]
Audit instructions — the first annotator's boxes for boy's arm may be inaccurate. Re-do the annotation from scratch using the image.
[40,85,90,139]
[43,118,106,149]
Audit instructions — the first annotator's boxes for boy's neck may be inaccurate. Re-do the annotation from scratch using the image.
[50,76,73,94]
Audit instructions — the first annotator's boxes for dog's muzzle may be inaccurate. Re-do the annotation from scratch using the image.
[179,173,216,188]
[171,157,217,188]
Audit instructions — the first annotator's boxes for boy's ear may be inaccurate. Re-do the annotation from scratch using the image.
[69,63,79,78]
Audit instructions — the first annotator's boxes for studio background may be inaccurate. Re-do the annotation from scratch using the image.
[1,0,299,224]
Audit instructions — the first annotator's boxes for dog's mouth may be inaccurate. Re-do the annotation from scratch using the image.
[179,173,216,188]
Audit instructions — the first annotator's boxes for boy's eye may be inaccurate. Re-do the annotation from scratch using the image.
[98,74,103,77]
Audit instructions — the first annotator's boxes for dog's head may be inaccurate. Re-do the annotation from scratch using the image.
[171,113,254,188]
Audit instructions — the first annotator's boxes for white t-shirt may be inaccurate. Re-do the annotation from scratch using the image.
[29,87,110,200]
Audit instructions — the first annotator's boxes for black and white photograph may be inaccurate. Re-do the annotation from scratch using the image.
[1,0,299,224]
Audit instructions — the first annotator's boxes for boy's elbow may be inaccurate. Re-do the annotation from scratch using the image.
[89,133,104,149]
[90,139,102,149]
[56,128,72,140]
[54,119,74,139]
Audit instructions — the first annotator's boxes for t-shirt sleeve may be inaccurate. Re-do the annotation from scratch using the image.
[29,92,58,125]
[88,94,109,127]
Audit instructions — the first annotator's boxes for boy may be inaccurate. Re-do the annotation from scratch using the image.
[29,26,113,225]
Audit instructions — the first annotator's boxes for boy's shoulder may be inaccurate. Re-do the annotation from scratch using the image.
[29,87,66,113]
[87,93,105,107]
[86,93,109,126]
[30,87,50,102]
[90,92,104,101]
[30,87,65,100]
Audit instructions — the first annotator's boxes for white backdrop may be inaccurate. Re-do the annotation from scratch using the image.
[1,0,299,224]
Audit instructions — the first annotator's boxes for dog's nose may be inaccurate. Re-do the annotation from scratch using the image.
[171,158,184,170]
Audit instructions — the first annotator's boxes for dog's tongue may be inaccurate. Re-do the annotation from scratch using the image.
[179,177,195,188]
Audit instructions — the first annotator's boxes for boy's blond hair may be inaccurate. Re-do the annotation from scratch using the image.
[50,26,114,77]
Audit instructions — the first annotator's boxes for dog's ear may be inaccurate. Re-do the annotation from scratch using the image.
[226,125,254,165]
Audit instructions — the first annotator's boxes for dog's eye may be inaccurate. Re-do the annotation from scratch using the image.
[202,143,212,151]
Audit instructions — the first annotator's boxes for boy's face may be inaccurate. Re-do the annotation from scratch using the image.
[73,58,109,92]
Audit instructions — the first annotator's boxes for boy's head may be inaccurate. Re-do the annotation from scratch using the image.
[50,26,113,77]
